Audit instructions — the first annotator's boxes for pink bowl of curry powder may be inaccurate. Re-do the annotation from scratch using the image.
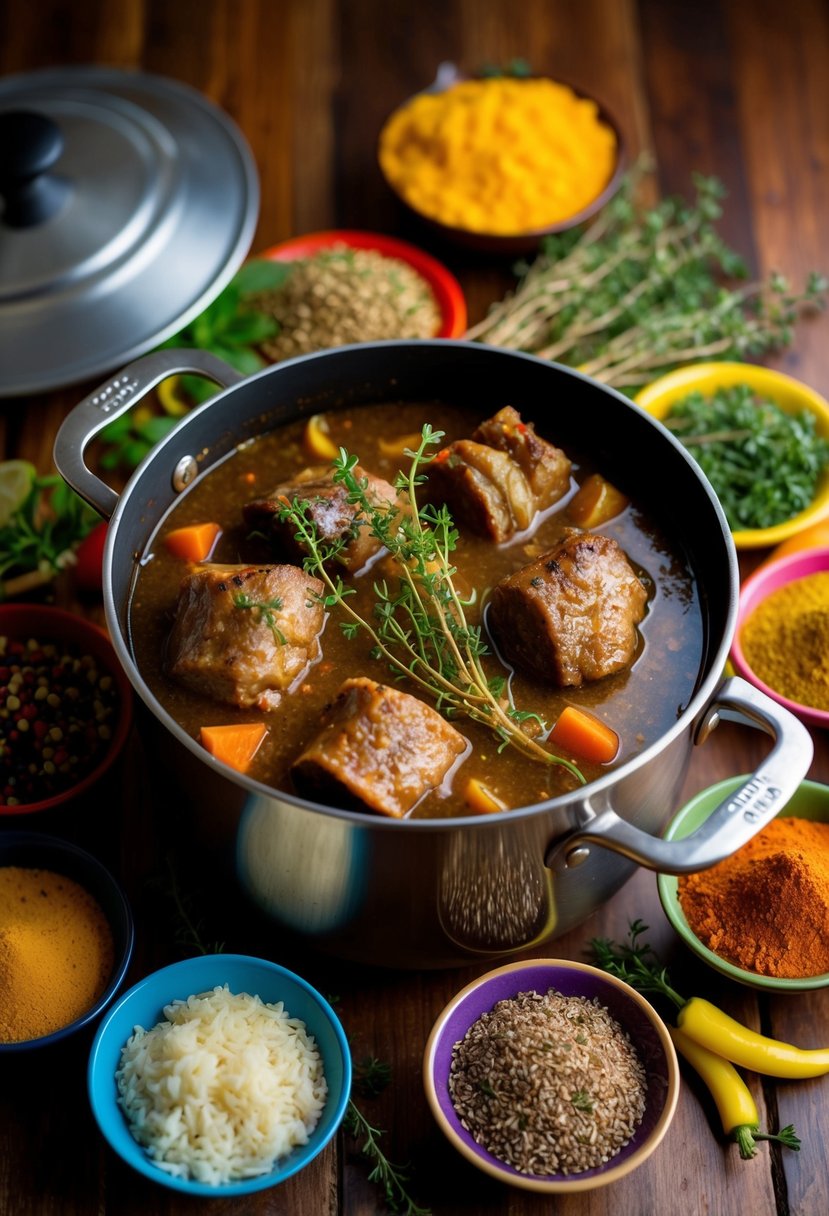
[731,546,829,730]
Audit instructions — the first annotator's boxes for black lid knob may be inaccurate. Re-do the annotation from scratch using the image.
[0,109,71,228]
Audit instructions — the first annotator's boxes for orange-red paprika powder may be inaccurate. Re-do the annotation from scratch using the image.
[677,816,829,978]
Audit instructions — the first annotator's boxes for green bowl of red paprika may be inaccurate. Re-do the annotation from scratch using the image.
[0,603,133,815]
[658,777,829,992]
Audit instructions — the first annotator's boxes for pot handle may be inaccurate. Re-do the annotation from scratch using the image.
[546,676,813,875]
[53,349,244,519]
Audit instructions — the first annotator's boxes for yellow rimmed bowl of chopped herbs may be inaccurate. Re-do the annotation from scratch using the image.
[635,362,829,549]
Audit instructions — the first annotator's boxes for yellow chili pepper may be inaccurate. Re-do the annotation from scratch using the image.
[669,1027,801,1159]
[677,997,829,1079]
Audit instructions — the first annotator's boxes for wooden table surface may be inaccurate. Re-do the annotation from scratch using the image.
[2,2,829,1214]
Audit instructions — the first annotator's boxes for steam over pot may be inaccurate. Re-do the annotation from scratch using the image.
[54,342,813,967]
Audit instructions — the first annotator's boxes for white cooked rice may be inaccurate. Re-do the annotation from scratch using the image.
[115,984,328,1185]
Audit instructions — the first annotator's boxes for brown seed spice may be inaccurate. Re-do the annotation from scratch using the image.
[449,988,647,1176]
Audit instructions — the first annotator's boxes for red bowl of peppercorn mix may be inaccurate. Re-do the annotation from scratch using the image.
[0,604,133,815]
[423,959,679,1194]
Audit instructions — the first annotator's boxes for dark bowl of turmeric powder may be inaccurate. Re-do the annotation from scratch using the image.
[378,65,626,254]
[658,777,829,991]
[0,831,134,1051]
[731,547,829,730]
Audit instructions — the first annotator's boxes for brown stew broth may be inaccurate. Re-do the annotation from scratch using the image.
[129,402,703,817]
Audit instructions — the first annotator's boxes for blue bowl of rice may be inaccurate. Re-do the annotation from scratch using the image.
[88,953,351,1196]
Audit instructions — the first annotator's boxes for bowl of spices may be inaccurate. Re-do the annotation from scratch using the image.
[635,362,829,549]
[0,831,133,1051]
[378,65,625,254]
[658,777,829,991]
[731,547,829,728]
[0,604,133,814]
[423,959,679,1193]
[88,953,351,1196]
[255,229,466,361]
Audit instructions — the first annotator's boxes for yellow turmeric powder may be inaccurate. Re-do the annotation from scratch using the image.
[741,571,829,710]
[0,866,114,1043]
[378,76,617,235]
[678,816,829,978]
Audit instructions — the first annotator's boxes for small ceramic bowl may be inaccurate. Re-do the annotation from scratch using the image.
[634,361,829,549]
[377,63,626,255]
[0,831,134,1052]
[0,603,133,815]
[730,546,829,729]
[88,953,352,1197]
[658,777,829,991]
[423,959,679,1194]
[261,229,467,337]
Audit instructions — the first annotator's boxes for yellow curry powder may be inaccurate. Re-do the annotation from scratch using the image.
[378,77,617,235]
[678,816,829,978]
[740,571,829,710]
[0,866,114,1043]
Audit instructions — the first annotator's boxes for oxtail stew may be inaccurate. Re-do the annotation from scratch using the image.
[129,402,703,818]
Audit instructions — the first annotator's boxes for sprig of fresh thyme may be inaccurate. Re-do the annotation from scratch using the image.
[277,426,584,781]
[466,171,826,392]
[232,591,287,645]
[344,1100,431,1216]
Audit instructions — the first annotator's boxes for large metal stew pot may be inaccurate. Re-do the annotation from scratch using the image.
[55,342,813,967]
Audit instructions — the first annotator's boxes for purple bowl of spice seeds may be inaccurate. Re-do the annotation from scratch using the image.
[423,959,679,1194]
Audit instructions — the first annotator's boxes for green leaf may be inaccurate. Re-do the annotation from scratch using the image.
[234,259,294,295]
[221,311,279,345]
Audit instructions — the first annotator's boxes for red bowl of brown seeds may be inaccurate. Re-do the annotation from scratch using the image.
[0,604,133,815]
[423,959,679,1194]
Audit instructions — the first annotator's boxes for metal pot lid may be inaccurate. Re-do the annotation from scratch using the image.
[0,66,259,397]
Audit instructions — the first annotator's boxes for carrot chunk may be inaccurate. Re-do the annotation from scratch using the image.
[165,522,222,561]
[549,706,619,765]
[200,723,267,772]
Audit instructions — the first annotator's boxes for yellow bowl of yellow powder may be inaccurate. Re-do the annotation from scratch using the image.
[378,66,625,253]
[658,777,829,991]
[0,831,133,1050]
[732,546,829,729]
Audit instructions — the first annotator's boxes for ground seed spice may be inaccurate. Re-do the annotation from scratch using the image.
[0,866,114,1042]
[740,571,829,710]
[677,815,829,978]
[256,245,441,361]
[449,989,647,1175]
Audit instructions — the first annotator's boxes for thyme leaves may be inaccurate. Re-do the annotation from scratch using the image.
[276,428,584,781]
[232,592,287,646]
[466,171,826,393]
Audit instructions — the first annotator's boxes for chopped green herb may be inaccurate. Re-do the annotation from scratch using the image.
[571,1090,595,1113]
[478,1079,497,1097]
[663,384,829,530]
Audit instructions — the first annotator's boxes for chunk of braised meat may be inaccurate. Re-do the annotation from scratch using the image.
[472,406,571,505]
[243,464,397,573]
[428,407,571,542]
[488,533,648,686]
[167,563,325,710]
[292,676,468,818]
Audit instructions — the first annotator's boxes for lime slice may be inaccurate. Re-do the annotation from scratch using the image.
[0,460,36,527]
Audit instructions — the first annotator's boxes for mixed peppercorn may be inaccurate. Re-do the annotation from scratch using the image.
[0,635,119,807]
